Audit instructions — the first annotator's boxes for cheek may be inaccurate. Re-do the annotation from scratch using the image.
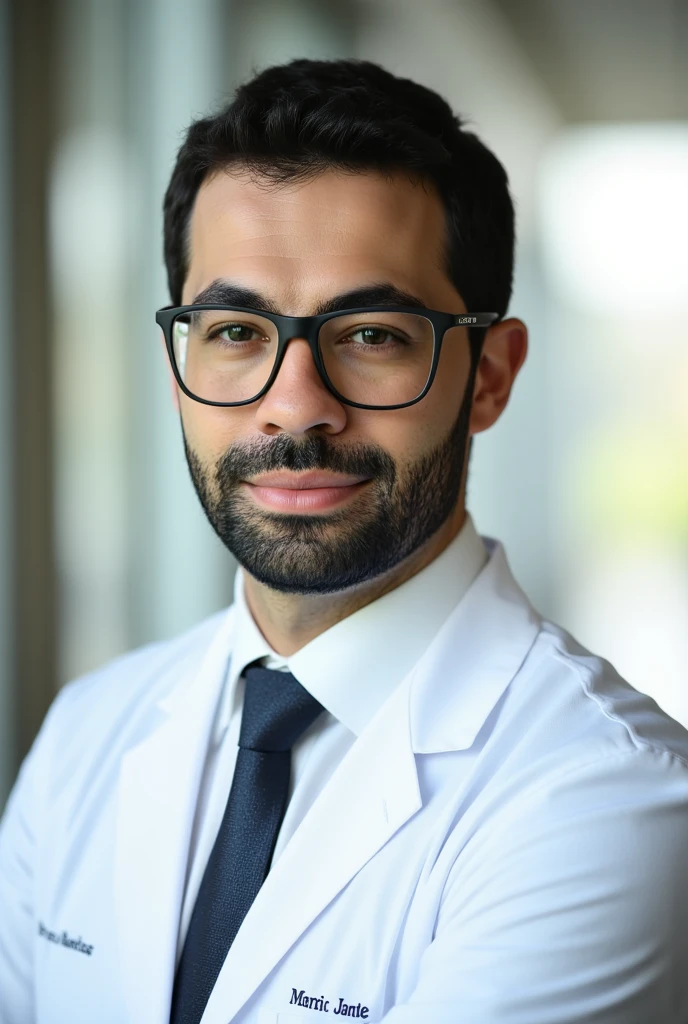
[378,333,467,459]
[179,397,248,461]
[350,341,468,463]
[425,328,470,423]
[350,405,452,472]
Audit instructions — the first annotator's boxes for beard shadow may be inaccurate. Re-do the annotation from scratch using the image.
[183,378,473,595]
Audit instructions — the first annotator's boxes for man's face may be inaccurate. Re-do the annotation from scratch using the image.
[178,168,477,595]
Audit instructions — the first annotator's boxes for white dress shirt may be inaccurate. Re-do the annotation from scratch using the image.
[176,513,487,959]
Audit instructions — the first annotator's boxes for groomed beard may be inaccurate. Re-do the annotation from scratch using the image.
[183,374,474,596]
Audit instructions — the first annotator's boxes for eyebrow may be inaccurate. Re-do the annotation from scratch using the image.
[191,279,429,315]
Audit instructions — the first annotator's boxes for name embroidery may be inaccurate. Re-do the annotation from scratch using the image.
[290,989,369,1018]
[38,921,94,956]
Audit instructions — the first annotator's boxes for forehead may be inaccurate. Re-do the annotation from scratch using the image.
[184,167,456,311]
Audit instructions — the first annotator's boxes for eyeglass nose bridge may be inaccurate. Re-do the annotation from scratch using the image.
[273,314,321,348]
[263,313,331,396]
[269,313,327,369]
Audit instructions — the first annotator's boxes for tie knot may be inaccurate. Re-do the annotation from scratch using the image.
[239,666,324,752]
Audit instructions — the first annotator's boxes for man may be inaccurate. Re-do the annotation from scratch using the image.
[1,58,687,1024]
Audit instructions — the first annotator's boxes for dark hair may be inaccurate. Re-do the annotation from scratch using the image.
[163,58,515,321]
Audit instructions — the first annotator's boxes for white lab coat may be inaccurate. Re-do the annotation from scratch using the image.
[2,539,688,1024]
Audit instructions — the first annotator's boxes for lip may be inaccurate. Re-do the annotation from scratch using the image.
[245,471,368,490]
[242,474,371,512]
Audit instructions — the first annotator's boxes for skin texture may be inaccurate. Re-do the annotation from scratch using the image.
[173,167,528,655]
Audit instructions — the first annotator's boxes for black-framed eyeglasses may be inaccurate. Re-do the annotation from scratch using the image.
[155,304,499,411]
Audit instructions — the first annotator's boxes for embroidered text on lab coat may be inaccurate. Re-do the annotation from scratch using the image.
[38,922,94,956]
[290,989,369,1017]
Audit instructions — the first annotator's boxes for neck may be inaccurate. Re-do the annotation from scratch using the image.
[242,504,466,657]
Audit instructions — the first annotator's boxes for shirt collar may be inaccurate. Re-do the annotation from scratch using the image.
[217,513,487,738]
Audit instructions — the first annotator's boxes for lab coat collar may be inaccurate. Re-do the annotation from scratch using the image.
[409,538,542,753]
[219,512,488,738]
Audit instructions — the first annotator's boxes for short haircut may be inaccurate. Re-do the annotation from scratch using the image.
[163,58,515,325]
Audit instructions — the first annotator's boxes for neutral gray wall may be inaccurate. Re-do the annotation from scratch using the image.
[49,0,238,684]
[123,0,238,653]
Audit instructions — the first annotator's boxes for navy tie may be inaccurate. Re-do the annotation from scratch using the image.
[170,666,324,1024]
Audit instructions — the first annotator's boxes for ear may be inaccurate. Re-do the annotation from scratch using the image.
[469,317,528,435]
[159,327,180,412]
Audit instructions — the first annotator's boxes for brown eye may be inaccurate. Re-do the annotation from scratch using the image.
[215,323,264,344]
[347,327,405,347]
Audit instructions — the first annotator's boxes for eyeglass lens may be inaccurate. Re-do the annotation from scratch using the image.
[172,309,436,407]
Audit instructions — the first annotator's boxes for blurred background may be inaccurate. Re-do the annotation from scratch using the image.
[1,0,687,808]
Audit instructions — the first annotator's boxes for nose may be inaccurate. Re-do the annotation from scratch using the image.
[253,336,347,437]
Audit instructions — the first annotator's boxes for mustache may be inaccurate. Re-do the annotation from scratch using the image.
[211,433,397,488]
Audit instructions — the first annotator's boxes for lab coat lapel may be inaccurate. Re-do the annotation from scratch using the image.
[113,609,235,1024]
[410,541,542,753]
[202,675,421,1024]
[203,539,541,1023]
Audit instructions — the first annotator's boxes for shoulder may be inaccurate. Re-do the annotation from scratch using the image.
[32,607,233,778]
[443,621,688,909]
[59,606,230,711]
[520,619,688,769]
[437,630,688,1024]
[471,617,688,836]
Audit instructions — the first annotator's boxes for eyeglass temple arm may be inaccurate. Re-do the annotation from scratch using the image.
[452,313,499,328]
